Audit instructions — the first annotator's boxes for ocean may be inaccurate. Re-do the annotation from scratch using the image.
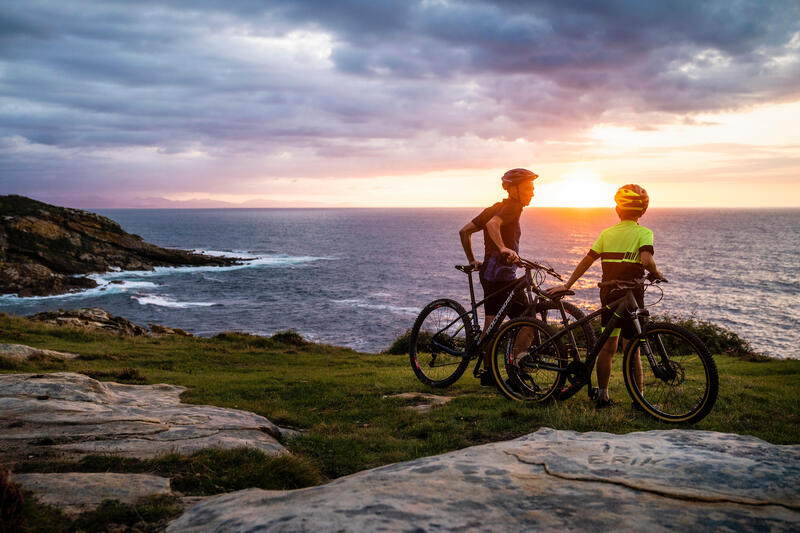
[1,208,798,358]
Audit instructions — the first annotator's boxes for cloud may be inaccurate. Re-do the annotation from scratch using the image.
[0,0,798,203]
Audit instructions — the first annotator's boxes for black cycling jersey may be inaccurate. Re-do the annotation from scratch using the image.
[471,198,523,282]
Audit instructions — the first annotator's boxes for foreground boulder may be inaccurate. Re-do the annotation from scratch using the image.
[0,373,292,466]
[168,428,800,532]
[0,195,241,296]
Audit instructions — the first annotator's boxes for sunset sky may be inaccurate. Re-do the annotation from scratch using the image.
[1,1,799,208]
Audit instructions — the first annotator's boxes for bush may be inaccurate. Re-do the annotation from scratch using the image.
[270,330,307,346]
[656,315,768,361]
[385,329,412,355]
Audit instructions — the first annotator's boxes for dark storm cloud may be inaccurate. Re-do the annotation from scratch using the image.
[0,0,798,199]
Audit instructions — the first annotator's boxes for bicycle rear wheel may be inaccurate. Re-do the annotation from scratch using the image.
[624,322,718,424]
[531,300,596,360]
[409,299,473,387]
[490,317,567,402]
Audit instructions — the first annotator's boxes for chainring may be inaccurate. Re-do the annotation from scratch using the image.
[566,361,589,386]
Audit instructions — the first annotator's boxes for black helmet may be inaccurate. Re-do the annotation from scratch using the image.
[501,168,538,189]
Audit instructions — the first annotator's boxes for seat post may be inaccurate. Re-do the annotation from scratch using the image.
[467,271,477,311]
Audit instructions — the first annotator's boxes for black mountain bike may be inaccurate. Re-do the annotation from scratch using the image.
[489,277,719,424]
[409,258,596,388]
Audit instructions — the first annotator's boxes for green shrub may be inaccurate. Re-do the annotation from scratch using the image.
[385,329,413,355]
[654,315,767,360]
[270,330,307,346]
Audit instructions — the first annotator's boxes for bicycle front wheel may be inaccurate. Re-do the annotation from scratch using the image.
[409,299,473,387]
[490,317,567,402]
[624,322,718,424]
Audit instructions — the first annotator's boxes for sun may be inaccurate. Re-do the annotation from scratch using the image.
[536,169,617,207]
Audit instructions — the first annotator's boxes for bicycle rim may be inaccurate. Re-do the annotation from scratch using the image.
[491,318,566,402]
[624,323,718,423]
[410,299,471,387]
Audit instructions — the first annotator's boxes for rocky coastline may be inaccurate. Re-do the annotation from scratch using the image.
[0,195,242,297]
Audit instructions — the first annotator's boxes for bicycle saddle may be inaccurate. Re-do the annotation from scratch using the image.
[455,264,477,273]
[547,287,575,300]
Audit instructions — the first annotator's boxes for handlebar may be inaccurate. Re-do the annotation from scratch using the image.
[516,258,564,281]
[455,257,564,281]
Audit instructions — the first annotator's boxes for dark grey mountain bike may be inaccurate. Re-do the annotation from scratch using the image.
[489,277,719,424]
[409,258,595,388]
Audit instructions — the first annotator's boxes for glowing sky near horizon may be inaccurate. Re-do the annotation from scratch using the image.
[1,1,799,208]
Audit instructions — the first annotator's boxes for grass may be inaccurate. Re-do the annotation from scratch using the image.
[1,312,799,530]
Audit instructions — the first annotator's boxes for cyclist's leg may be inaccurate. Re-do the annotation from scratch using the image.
[596,297,620,402]
[478,275,515,372]
[596,335,619,396]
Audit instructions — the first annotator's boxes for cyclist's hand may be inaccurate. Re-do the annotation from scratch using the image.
[547,284,568,295]
[469,260,482,271]
[646,271,668,283]
[501,248,519,264]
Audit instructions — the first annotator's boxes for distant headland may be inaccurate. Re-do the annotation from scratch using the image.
[0,195,242,297]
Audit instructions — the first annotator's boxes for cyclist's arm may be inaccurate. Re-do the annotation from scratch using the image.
[486,216,518,263]
[640,251,664,279]
[549,253,596,293]
[459,221,482,268]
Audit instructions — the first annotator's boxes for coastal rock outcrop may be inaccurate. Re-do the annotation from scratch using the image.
[169,428,800,532]
[0,195,241,296]
[0,343,80,362]
[0,373,291,467]
[27,307,150,336]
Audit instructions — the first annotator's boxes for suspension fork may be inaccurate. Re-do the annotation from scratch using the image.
[624,293,674,381]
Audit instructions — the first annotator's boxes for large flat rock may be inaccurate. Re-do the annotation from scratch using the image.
[168,428,800,532]
[0,372,291,465]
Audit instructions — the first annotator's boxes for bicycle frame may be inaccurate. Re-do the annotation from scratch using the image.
[514,285,673,398]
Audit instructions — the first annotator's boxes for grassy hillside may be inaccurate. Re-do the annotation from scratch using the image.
[1,312,798,530]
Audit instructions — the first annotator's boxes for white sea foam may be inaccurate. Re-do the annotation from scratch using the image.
[333,298,418,315]
[133,294,217,308]
[94,254,331,280]
[0,279,158,303]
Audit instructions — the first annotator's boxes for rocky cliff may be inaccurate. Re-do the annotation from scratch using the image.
[0,195,240,296]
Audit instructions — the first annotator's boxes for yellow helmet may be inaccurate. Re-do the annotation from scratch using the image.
[614,184,649,214]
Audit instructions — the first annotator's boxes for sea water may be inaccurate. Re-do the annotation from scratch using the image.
[1,208,797,358]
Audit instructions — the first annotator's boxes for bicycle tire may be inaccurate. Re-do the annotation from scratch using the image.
[409,299,473,387]
[623,322,718,424]
[489,317,567,402]
[530,300,596,360]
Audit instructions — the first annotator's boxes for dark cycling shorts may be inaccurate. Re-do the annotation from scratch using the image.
[600,286,644,340]
[480,277,527,317]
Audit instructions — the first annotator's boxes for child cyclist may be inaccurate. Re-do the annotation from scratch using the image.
[548,184,664,408]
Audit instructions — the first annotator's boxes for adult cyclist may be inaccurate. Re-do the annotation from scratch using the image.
[459,168,538,387]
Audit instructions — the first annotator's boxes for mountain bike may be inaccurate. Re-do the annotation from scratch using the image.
[489,277,719,423]
[409,258,596,388]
